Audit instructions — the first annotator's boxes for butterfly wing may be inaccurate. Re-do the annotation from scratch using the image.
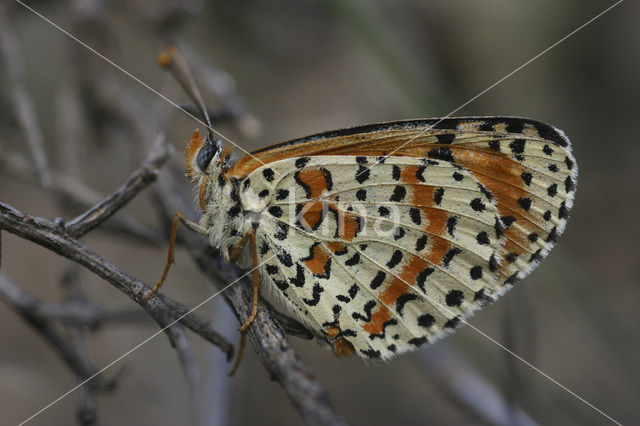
[232,117,577,359]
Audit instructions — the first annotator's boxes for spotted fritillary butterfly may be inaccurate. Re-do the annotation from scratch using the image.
[157,115,577,360]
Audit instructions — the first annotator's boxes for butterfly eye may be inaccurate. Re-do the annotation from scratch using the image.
[196,143,216,171]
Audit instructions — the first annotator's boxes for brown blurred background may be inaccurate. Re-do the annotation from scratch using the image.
[1,1,638,425]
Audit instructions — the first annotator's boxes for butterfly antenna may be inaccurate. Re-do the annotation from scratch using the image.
[157,45,217,146]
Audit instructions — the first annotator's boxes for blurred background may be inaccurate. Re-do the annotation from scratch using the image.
[0,0,638,425]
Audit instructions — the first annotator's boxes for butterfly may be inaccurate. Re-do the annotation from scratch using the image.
[150,47,576,360]
[150,112,577,361]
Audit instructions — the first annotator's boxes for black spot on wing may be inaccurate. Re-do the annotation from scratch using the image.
[476,231,489,245]
[273,222,289,240]
[409,208,421,225]
[478,183,493,201]
[559,201,569,219]
[392,165,401,180]
[434,188,444,205]
[444,316,461,329]
[489,255,498,272]
[259,241,270,255]
[390,186,407,202]
[427,147,454,162]
[546,226,558,243]
[445,290,464,307]
[415,267,434,293]
[348,284,359,299]
[360,349,381,359]
[290,264,306,287]
[355,166,370,184]
[352,300,377,322]
[415,235,428,252]
[436,133,455,144]
[386,250,403,269]
[446,216,458,237]
[396,293,420,316]
[368,318,398,340]
[509,139,526,154]
[276,251,293,267]
[501,216,516,228]
[565,176,575,193]
[418,314,435,328]
[565,156,574,170]
[276,189,289,200]
[345,253,361,266]
[534,121,568,147]
[268,206,283,218]
[470,198,486,212]
[295,157,310,168]
[408,337,428,347]
[470,266,483,280]
[262,168,275,182]
[370,271,386,289]
[518,197,532,211]
[302,283,324,306]
[265,264,278,275]
[442,248,462,268]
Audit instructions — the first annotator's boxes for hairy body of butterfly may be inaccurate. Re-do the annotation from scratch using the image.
[168,116,577,361]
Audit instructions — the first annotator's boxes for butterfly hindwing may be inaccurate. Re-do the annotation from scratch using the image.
[241,156,503,359]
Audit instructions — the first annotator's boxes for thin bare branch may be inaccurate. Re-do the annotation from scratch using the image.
[0,147,166,247]
[0,273,116,391]
[66,138,172,237]
[0,201,234,360]
[418,345,538,426]
[0,4,52,189]
[35,302,150,328]
[60,263,98,426]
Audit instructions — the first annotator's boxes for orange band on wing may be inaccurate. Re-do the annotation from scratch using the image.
[304,243,331,276]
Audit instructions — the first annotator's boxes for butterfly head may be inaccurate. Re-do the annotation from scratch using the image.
[185,129,223,182]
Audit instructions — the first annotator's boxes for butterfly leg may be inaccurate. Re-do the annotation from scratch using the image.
[143,212,207,301]
[228,332,246,376]
[233,230,259,332]
[225,230,259,372]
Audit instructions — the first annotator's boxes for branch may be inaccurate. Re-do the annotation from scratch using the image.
[34,302,150,328]
[0,147,166,247]
[418,345,538,426]
[66,137,172,237]
[59,263,98,425]
[0,202,234,360]
[0,4,52,189]
[0,273,116,391]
